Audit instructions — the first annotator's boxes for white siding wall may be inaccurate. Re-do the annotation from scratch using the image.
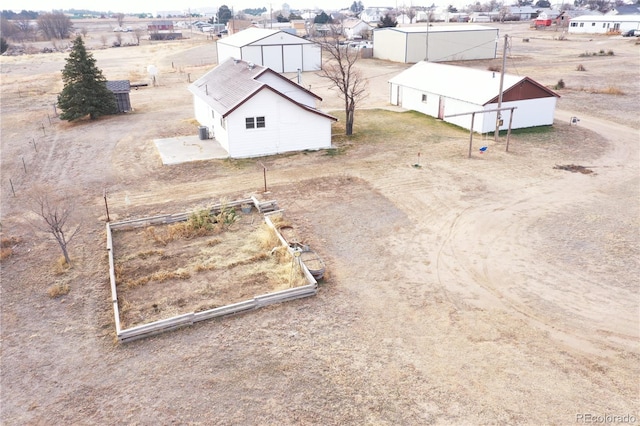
[481,98,557,132]
[217,43,241,64]
[417,30,497,62]
[373,30,407,62]
[237,43,320,72]
[256,73,317,107]
[226,89,332,158]
[262,45,284,72]
[192,96,231,152]
[395,85,440,117]
[302,44,321,71]
[241,45,263,65]
[568,18,640,34]
[377,28,497,63]
[283,45,303,72]
[391,83,557,132]
[440,98,483,131]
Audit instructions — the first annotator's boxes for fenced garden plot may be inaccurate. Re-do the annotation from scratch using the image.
[106,199,318,343]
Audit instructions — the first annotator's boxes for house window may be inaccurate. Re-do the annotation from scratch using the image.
[591,22,596,26]
[579,23,584,27]
[245,116,266,129]
[422,94,427,102]
[211,110,215,118]
[570,22,577,27]
[220,117,226,129]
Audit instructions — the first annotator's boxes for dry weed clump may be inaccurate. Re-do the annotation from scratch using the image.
[578,86,625,95]
[0,236,21,261]
[271,259,308,289]
[269,214,291,229]
[48,282,70,298]
[125,268,191,288]
[143,208,240,246]
[54,256,72,274]
[256,224,281,250]
[599,86,625,95]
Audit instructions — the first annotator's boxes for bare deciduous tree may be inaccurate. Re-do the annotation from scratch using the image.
[114,13,125,27]
[0,16,18,40]
[318,26,368,136]
[37,12,74,40]
[406,8,417,24]
[133,28,143,45]
[30,189,81,266]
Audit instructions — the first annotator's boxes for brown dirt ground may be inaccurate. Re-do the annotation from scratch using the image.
[1,20,639,424]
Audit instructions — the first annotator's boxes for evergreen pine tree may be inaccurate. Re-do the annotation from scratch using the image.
[57,36,117,121]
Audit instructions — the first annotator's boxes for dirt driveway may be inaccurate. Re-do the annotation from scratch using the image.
[1,22,638,424]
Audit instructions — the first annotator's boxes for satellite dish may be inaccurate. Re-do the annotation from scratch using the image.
[147,65,158,76]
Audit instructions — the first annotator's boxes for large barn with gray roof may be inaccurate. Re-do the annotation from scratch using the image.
[216,28,321,73]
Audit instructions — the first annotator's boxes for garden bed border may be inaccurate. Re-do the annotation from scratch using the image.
[106,197,318,343]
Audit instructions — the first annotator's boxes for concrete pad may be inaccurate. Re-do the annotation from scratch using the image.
[154,135,228,165]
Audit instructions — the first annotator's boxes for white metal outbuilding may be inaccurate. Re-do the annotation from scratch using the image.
[389,62,560,133]
[568,15,640,34]
[373,25,499,63]
[216,27,322,72]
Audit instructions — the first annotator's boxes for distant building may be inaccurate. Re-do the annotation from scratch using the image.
[568,14,640,34]
[216,28,321,72]
[389,62,560,133]
[373,25,498,63]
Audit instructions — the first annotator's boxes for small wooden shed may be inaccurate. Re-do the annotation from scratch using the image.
[106,80,132,113]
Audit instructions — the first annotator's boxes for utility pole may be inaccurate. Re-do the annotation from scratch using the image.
[494,34,508,142]
[425,11,429,61]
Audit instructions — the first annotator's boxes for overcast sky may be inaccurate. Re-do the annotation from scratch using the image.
[13,0,471,15]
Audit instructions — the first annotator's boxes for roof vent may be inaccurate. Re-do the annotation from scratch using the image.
[233,58,239,64]
[248,62,255,70]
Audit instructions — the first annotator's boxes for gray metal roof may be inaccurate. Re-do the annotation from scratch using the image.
[389,62,557,105]
[188,58,335,121]
[374,25,497,34]
[106,80,131,93]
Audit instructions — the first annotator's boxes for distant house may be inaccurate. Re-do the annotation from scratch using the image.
[508,6,538,21]
[342,18,373,39]
[148,20,181,40]
[216,27,321,72]
[188,58,337,158]
[373,25,498,63]
[388,62,560,133]
[360,7,392,23]
[608,5,640,15]
[106,80,131,113]
[568,14,640,33]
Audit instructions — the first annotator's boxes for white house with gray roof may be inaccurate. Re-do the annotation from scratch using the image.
[389,62,560,133]
[216,27,321,73]
[188,58,336,158]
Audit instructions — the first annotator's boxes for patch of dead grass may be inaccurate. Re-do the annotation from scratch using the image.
[48,282,70,298]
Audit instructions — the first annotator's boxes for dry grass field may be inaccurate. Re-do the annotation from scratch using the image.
[1,20,638,424]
